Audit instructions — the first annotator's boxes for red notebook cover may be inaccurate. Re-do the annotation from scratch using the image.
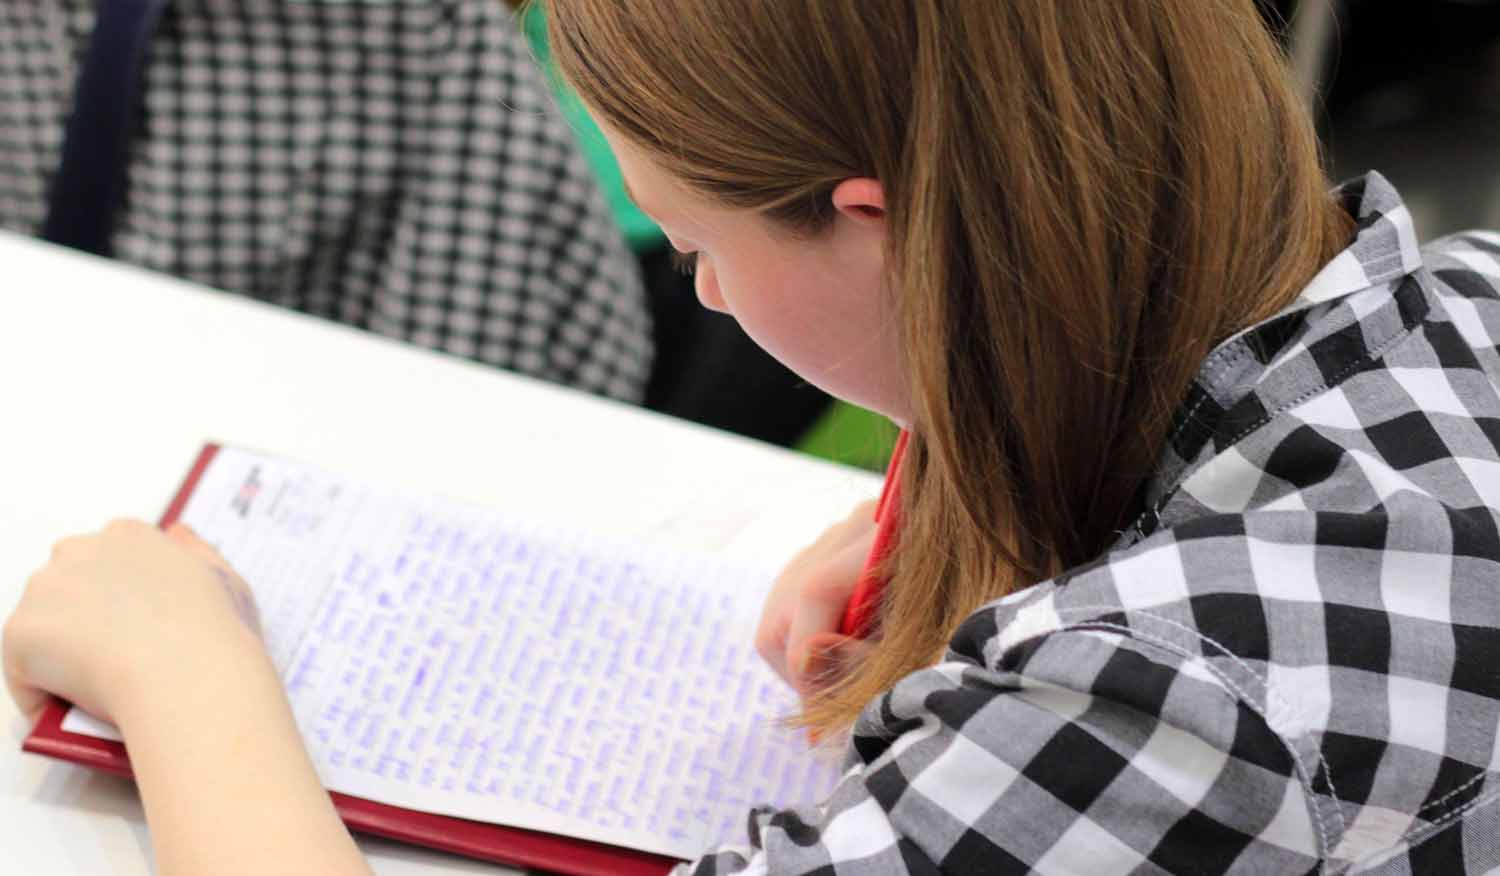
[22,442,680,876]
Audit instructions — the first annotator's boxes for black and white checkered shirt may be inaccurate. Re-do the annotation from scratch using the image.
[685,173,1500,874]
[0,0,652,401]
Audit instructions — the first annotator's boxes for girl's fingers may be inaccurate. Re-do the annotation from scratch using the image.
[4,667,48,725]
[837,500,880,546]
[3,520,272,729]
[165,522,224,564]
[798,633,874,697]
[164,523,262,635]
[756,498,881,688]
[3,599,56,724]
[785,529,877,688]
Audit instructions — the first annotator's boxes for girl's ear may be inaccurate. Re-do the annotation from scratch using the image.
[831,178,886,225]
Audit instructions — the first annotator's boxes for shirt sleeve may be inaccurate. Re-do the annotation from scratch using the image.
[673,615,1322,875]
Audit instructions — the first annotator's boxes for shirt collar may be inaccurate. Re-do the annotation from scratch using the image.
[1129,172,1430,542]
[1288,171,1425,309]
[1209,171,1424,355]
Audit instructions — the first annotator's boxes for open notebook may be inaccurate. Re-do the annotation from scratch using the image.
[25,444,840,875]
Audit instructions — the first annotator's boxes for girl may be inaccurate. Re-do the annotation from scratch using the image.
[8,0,1500,872]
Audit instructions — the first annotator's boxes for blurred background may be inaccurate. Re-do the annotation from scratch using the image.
[1273,0,1500,237]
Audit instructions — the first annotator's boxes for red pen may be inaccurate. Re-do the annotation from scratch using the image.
[838,429,909,638]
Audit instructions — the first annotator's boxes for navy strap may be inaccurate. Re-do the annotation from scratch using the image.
[41,0,172,256]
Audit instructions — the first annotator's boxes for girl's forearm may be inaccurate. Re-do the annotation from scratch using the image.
[115,640,372,876]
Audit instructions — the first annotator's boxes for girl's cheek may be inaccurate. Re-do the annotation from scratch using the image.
[694,258,729,313]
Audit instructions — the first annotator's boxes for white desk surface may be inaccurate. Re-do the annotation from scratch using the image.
[0,231,881,875]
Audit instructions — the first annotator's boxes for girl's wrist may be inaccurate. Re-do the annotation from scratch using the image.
[111,622,279,740]
[105,617,366,876]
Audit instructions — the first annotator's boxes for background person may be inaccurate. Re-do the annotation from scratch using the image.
[0,0,652,401]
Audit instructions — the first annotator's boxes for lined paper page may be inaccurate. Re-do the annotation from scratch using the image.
[64,446,840,859]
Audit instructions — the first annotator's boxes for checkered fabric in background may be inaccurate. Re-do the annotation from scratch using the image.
[682,176,1500,874]
[0,0,652,402]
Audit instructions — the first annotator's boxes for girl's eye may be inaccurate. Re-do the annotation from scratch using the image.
[671,250,699,276]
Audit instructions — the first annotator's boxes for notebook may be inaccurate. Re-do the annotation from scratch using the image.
[24,443,841,875]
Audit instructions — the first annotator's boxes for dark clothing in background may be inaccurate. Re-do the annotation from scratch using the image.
[0,0,653,402]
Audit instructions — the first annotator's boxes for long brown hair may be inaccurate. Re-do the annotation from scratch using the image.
[547,0,1352,735]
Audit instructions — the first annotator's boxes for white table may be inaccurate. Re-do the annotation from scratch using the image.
[0,232,880,874]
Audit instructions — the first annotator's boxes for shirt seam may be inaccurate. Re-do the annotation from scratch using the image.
[1350,780,1500,872]
[1043,609,1339,869]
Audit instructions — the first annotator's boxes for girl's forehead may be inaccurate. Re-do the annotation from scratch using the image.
[604,127,733,236]
[598,124,674,211]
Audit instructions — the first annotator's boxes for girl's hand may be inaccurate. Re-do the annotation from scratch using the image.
[4,520,262,727]
[755,500,878,698]
[8,521,370,876]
